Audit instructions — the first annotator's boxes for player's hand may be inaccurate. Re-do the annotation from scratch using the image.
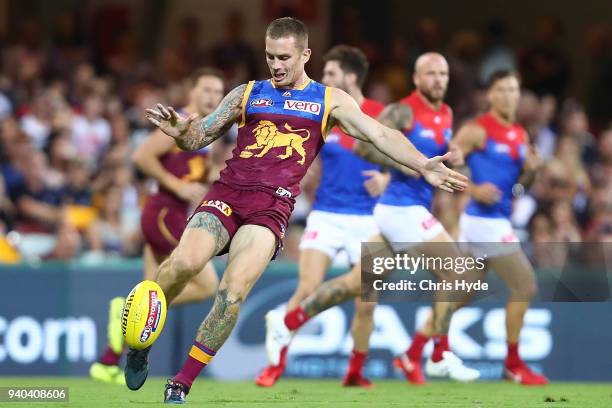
[447,141,465,167]
[472,182,502,204]
[145,104,198,139]
[421,152,468,193]
[362,170,390,197]
[175,181,208,205]
[523,144,543,174]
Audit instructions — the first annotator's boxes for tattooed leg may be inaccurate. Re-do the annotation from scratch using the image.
[195,289,240,349]
[157,212,229,304]
[301,272,361,318]
[195,224,276,352]
[431,302,458,335]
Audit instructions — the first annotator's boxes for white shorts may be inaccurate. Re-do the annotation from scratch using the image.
[299,210,379,264]
[459,213,521,258]
[373,203,446,252]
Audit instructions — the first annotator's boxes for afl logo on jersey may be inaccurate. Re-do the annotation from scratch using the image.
[251,98,273,107]
[284,100,321,114]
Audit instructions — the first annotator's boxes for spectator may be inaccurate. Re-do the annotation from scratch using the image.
[210,11,259,87]
[480,20,516,86]
[519,17,570,99]
[20,90,53,150]
[71,94,111,166]
[86,185,140,257]
[559,101,597,164]
[161,17,207,82]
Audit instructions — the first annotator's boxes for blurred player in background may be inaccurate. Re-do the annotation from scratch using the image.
[271,53,480,385]
[411,69,548,385]
[89,68,225,384]
[255,45,387,388]
[140,17,466,403]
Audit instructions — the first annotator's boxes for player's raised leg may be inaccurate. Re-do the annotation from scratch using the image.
[124,212,228,391]
[165,225,276,403]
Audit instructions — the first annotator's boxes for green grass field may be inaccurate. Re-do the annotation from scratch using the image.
[0,377,610,407]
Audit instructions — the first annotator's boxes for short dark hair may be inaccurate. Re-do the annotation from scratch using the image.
[188,67,224,87]
[323,45,369,88]
[487,69,521,88]
[265,17,308,50]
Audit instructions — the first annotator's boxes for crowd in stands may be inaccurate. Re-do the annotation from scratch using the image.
[0,9,610,264]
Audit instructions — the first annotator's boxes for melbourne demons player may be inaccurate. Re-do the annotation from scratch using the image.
[255,45,386,388]
[267,53,480,386]
[89,68,223,384]
[412,70,547,385]
[140,17,467,403]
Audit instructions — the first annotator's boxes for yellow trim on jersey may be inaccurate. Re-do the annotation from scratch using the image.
[239,80,255,128]
[188,345,214,364]
[269,78,311,90]
[158,207,179,246]
[295,78,311,90]
[320,86,332,140]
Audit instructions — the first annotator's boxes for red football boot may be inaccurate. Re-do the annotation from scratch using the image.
[393,354,426,385]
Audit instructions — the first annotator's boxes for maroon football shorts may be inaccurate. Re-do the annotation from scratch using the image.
[188,181,293,257]
[140,198,187,257]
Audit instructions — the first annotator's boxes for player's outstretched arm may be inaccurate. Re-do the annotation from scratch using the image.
[329,88,467,192]
[145,84,246,151]
[353,102,419,177]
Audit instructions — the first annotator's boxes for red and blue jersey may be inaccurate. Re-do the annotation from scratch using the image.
[220,79,330,200]
[379,91,453,208]
[465,112,527,219]
[313,98,385,215]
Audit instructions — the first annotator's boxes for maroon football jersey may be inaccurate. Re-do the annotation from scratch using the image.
[219,79,331,200]
[151,147,209,210]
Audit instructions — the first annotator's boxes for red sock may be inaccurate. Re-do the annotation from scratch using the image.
[99,345,122,366]
[431,335,449,363]
[173,341,216,389]
[505,342,521,368]
[407,332,430,361]
[277,345,288,369]
[347,350,367,376]
[284,306,309,331]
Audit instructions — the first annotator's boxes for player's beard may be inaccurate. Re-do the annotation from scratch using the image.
[420,87,445,105]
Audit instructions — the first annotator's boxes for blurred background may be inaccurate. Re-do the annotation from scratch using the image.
[0,0,610,381]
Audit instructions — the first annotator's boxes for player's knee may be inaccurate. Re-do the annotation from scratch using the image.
[522,280,538,300]
[172,252,207,280]
[510,280,537,300]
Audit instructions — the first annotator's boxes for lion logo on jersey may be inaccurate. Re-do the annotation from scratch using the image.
[240,120,311,165]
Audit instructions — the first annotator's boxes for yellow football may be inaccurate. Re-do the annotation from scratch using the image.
[121,280,167,350]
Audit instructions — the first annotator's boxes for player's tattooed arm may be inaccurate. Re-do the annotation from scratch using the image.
[146,84,246,151]
[187,212,230,255]
[196,288,241,350]
[353,103,420,176]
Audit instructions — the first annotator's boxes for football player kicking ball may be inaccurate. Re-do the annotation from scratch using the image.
[255,45,387,388]
[136,17,467,404]
[89,68,224,384]
[406,70,547,385]
[266,53,480,386]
